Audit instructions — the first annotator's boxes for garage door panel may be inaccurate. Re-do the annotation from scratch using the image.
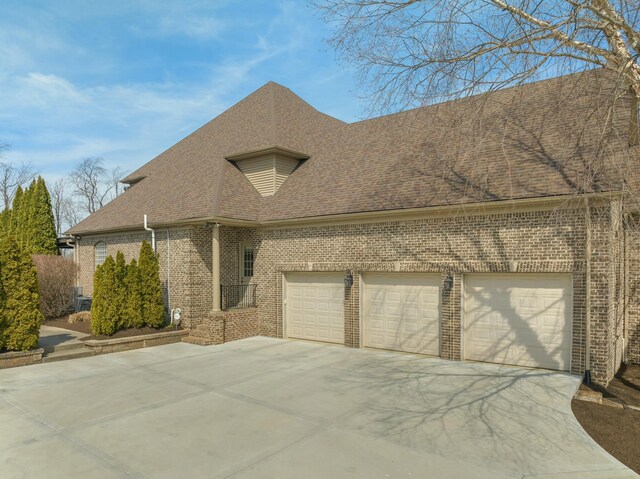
[464,274,572,371]
[286,273,345,344]
[364,274,440,356]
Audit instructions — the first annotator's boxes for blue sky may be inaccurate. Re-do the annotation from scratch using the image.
[0,0,362,182]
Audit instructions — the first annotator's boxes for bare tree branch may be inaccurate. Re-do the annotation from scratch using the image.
[69,157,126,216]
[0,144,37,210]
[50,178,81,235]
[313,0,640,109]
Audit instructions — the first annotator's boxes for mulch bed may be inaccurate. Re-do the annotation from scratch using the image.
[572,363,640,474]
[44,316,182,341]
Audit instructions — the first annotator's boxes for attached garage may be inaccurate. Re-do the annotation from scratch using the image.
[285,273,345,344]
[363,273,440,355]
[463,274,573,371]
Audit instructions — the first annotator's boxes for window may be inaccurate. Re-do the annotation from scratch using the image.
[95,242,107,267]
[243,246,254,278]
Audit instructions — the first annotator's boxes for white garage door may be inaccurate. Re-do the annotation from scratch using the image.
[464,274,572,371]
[364,273,440,355]
[286,273,344,344]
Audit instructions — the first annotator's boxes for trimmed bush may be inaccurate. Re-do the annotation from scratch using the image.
[124,259,144,328]
[32,255,77,319]
[0,235,44,351]
[113,251,128,330]
[90,255,118,336]
[139,241,165,328]
[90,243,166,336]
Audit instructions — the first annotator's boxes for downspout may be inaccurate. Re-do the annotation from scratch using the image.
[585,198,592,385]
[143,214,156,252]
[165,229,171,311]
[73,236,80,288]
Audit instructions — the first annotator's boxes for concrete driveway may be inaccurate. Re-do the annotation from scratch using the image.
[0,337,636,479]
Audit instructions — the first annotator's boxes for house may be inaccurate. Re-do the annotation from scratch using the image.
[68,69,640,386]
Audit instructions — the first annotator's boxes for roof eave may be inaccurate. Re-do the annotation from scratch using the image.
[225,145,310,162]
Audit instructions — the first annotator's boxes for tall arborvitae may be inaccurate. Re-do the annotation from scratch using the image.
[124,259,144,328]
[29,177,58,255]
[113,251,128,330]
[139,241,165,328]
[0,241,6,351]
[0,208,10,240]
[10,185,24,237]
[0,235,43,351]
[91,255,118,336]
[14,180,35,250]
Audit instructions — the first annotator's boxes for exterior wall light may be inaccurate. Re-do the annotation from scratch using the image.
[443,273,454,291]
[344,270,354,288]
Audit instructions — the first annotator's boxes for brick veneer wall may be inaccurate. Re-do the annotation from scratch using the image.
[187,308,260,344]
[75,225,259,332]
[74,202,626,385]
[76,228,203,328]
[626,216,640,365]
[253,205,621,384]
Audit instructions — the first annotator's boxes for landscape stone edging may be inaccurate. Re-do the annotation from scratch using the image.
[0,348,45,369]
[83,329,189,354]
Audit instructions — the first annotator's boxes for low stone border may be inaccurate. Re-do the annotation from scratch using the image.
[0,348,44,369]
[83,330,189,355]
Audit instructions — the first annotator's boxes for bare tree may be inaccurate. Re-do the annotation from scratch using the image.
[50,178,65,235]
[314,1,640,111]
[51,178,81,235]
[69,157,125,215]
[0,143,37,210]
[108,166,126,198]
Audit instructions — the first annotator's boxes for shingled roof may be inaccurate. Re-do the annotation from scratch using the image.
[69,69,633,234]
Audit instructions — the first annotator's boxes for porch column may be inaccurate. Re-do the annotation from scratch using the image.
[212,223,221,312]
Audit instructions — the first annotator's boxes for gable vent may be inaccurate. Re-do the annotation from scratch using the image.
[227,147,308,197]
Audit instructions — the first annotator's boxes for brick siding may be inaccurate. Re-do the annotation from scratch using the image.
[74,201,630,385]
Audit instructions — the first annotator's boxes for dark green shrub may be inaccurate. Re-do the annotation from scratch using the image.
[29,177,58,255]
[139,241,165,328]
[0,235,43,351]
[124,259,144,328]
[113,251,128,330]
[90,255,118,336]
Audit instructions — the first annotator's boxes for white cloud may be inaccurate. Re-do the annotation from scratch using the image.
[23,73,91,104]
[0,0,364,189]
